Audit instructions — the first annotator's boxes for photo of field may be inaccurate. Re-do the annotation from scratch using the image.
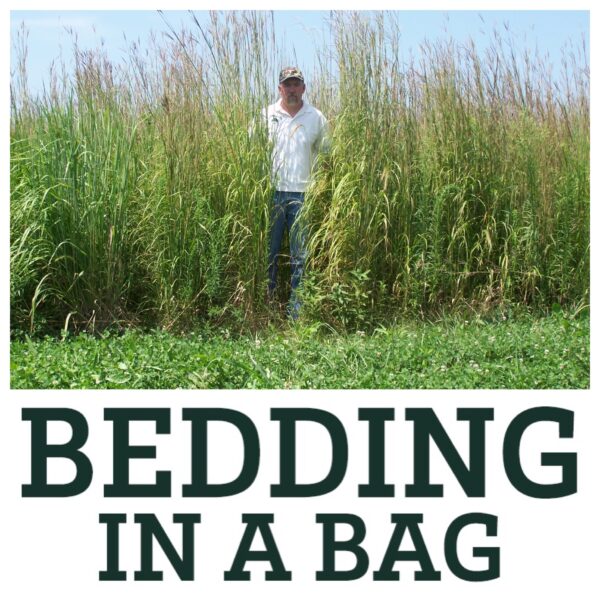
[9,11,589,389]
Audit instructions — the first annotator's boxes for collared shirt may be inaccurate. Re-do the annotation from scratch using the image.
[263,99,328,193]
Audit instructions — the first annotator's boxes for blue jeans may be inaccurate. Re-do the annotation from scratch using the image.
[268,190,306,318]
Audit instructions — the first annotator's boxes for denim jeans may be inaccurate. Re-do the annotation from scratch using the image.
[268,190,306,318]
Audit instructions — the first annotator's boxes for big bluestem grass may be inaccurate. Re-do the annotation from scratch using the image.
[10,11,589,334]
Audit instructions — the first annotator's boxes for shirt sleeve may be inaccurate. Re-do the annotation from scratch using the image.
[314,112,330,153]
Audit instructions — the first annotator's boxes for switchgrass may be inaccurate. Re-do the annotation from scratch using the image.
[10,11,589,334]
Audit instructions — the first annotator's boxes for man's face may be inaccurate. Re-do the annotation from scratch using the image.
[279,78,305,107]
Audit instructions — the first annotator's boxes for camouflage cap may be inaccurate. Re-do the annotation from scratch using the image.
[279,66,304,83]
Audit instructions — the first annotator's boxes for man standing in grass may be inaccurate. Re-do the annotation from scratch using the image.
[265,66,327,319]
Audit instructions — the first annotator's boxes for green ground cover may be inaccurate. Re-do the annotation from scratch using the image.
[10,311,589,389]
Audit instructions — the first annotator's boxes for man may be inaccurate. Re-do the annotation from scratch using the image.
[265,66,327,319]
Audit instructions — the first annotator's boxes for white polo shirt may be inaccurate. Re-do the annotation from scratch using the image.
[264,99,327,193]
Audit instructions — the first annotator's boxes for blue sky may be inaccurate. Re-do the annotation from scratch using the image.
[9,9,590,97]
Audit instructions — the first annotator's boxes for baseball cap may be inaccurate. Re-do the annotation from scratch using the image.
[279,66,304,83]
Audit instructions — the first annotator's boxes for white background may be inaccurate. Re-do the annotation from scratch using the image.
[2,392,598,599]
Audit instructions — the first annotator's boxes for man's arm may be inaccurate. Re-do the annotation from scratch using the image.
[314,112,330,154]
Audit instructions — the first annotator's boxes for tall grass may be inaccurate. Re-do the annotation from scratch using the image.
[10,11,589,334]
[304,13,589,326]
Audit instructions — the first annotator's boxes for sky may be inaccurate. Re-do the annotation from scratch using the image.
[9,8,590,98]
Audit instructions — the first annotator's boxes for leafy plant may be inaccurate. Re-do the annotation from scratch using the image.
[10,310,589,389]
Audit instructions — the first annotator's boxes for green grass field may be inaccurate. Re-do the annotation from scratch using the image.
[10,310,589,389]
[10,12,589,391]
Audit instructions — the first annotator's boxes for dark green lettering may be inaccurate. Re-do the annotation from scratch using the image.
[134,513,201,581]
[373,514,441,581]
[104,408,171,497]
[503,407,576,498]
[224,514,291,581]
[182,408,259,497]
[22,408,92,497]
[316,513,369,580]
[358,408,395,497]
[445,512,500,581]
[99,513,127,581]
[405,408,494,497]
[271,408,347,497]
